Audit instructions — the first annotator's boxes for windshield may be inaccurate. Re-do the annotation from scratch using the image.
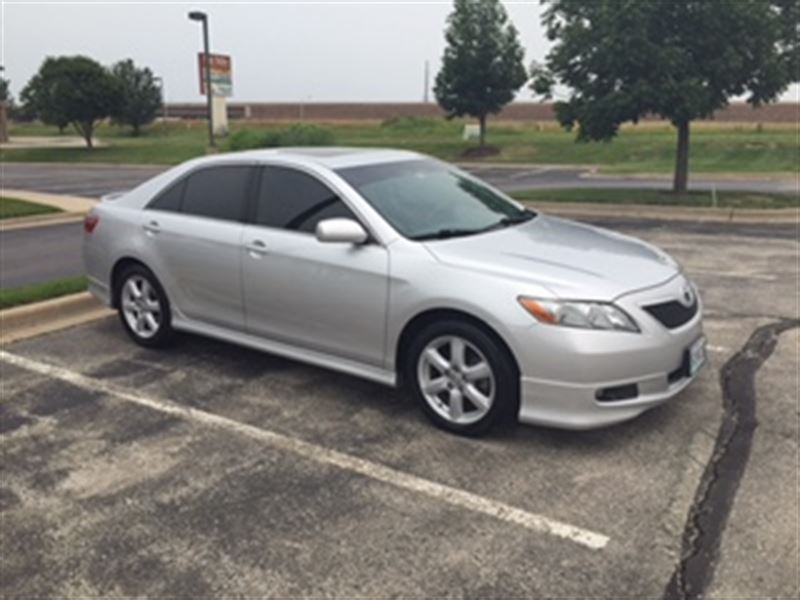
[336,159,534,240]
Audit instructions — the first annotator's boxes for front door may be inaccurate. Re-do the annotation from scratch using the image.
[242,166,389,367]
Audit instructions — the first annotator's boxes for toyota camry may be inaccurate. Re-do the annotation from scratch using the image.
[83,148,705,435]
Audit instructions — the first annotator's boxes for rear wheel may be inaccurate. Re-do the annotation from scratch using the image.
[116,264,173,348]
[407,320,518,436]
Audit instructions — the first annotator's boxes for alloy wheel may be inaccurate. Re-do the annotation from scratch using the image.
[121,275,162,339]
[417,335,495,426]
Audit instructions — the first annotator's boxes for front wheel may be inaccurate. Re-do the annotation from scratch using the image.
[407,320,518,436]
[116,264,173,348]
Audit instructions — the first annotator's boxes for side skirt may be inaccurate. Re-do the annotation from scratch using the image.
[171,315,397,388]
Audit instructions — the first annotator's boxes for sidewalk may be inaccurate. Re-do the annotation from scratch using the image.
[0,189,96,231]
[529,201,797,225]
[0,136,105,149]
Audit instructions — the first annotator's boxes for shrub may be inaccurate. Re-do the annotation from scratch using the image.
[227,129,265,151]
[227,124,335,151]
[380,116,441,132]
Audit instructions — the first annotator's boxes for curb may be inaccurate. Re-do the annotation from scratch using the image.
[0,292,113,345]
[528,201,798,225]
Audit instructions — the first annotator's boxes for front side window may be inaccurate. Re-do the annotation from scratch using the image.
[182,166,252,222]
[336,159,533,240]
[256,166,357,233]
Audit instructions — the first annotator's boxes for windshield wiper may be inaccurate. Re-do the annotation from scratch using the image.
[411,211,537,241]
[498,209,537,226]
[479,209,537,233]
[410,228,484,241]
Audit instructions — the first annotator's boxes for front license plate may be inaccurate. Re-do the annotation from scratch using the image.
[689,337,706,376]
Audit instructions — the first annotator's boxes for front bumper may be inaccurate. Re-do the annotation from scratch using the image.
[516,275,705,430]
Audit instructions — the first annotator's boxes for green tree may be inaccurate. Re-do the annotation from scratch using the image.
[531,0,799,192]
[434,0,528,148]
[110,59,162,136]
[21,61,73,134]
[0,76,11,103]
[20,56,122,147]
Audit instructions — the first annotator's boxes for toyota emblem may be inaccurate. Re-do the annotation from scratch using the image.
[682,285,694,306]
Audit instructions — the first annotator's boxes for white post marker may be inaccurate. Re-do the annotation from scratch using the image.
[463,124,481,141]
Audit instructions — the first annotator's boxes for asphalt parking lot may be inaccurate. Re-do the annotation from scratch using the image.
[1,224,797,597]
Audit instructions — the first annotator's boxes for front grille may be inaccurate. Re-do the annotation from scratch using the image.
[644,299,698,329]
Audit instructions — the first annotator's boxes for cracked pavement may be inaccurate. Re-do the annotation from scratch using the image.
[1,222,797,597]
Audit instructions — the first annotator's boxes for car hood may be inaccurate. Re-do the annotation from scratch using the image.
[422,215,680,300]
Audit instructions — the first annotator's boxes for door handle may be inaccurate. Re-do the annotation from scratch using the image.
[143,220,160,235]
[245,239,268,257]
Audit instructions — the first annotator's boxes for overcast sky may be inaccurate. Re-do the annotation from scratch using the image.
[2,0,797,104]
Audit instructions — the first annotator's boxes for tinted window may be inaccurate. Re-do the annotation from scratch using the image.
[182,166,252,221]
[148,179,185,212]
[256,166,356,233]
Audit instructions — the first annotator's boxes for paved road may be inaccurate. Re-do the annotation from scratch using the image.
[1,163,165,199]
[2,162,795,199]
[1,162,795,289]
[0,218,797,289]
[1,216,796,290]
[1,226,797,598]
[1,223,84,289]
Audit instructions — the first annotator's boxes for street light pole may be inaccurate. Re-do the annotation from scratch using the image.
[0,65,9,144]
[154,76,167,121]
[188,11,215,148]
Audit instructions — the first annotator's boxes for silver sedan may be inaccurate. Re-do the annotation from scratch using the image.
[83,148,705,435]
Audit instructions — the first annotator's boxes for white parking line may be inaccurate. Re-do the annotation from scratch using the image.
[0,350,610,551]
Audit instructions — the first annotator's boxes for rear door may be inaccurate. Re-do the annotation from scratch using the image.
[242,165,389,367]
[142,164,254,331]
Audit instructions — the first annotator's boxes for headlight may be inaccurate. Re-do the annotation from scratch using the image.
[518,297,639,332]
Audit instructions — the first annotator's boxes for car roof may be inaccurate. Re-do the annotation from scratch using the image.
[202,147,424,170]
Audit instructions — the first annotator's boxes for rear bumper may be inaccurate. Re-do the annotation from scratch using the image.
[87,277,112,307]
[515,274,705,430]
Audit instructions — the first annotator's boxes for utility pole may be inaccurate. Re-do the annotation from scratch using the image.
[188,10,215,147]
[0,65,8,143]
[154,76,168,121]
[423,60,430,103]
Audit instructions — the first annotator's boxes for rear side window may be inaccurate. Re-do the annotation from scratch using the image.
[256,166,357,233]
[182,166,253,222]
[148,179,185,212]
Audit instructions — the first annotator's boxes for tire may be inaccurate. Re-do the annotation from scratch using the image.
[406,319,518,436]
[115,264,173,348]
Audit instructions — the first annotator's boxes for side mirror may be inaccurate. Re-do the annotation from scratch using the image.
[315,218,369,245]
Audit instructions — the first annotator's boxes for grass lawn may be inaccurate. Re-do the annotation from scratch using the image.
[0,276,88,310]
[0,196,61,220]
[2,120,796,176]
[511,188,799,209]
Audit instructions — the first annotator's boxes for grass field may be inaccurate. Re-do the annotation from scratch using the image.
[2,120,796,175]
[511,189,799,209]
[0,196,61,220]
[0,276,88,310]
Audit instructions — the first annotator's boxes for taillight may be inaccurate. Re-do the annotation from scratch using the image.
[84,214,99,233]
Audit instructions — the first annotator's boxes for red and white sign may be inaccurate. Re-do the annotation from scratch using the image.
[198,53,233,97]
